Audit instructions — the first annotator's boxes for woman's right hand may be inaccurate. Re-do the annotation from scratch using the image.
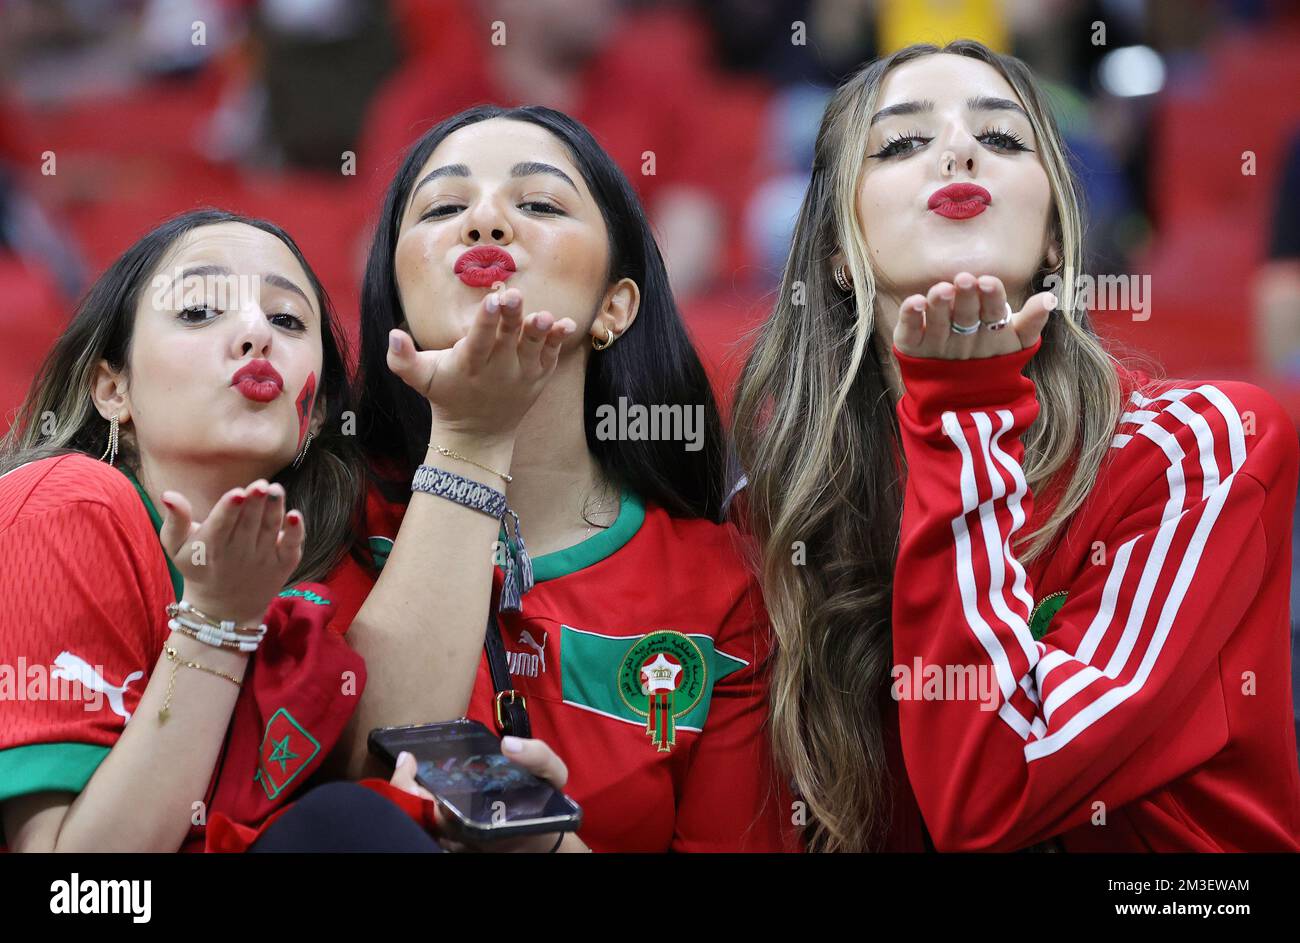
[158,480,305,627]
[385,287,576,440]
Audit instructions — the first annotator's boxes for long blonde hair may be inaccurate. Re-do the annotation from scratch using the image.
[732,40,1122,851]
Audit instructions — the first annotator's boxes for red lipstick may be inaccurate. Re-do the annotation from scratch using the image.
[231,359,284,403]
[928,183,992,219]
[454,246,516,287]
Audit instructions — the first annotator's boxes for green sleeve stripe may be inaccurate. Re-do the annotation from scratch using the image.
[0,742,110,802]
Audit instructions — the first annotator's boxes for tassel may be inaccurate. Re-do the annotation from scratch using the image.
[499,551,522,612]
[513,525,534,596]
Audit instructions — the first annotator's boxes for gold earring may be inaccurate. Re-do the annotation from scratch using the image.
[833,264,853,293]
[292,431,314,469]
[99,414,120,466]
[592,324,619,351]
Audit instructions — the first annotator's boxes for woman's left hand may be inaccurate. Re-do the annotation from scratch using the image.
[389,736,579,853]
[893,272,1057,360]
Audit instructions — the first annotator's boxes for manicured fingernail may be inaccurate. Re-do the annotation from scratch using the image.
[486,293,500,313]
[268,489,282,502]
[501,736,523,753]
[1045,293,1058,309]
[389,331,401,352]
[232,494,245,505]
[396,751,412,767]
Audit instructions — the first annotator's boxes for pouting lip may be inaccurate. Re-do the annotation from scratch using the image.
[927,183,992,210]
[230,359,284,389]
[454,246,517,275]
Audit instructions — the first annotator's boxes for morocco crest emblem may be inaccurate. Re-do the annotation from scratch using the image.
[617,631,707,752]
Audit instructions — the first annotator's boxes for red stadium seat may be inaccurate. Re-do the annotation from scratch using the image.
[0,257,67,427]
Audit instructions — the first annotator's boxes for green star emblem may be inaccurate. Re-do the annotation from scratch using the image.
[268,734,300,775]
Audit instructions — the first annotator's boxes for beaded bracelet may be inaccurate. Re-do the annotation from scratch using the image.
[411,465,533,612]
[166,601,267,652]
[169,619,263,653]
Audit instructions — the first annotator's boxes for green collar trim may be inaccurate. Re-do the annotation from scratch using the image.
[122,469,185,601]
[499,490,645,583]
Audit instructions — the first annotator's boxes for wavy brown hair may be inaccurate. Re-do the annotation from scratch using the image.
[732,40,1122,851]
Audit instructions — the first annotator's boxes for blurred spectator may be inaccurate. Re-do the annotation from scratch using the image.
[1255,129,1300,381]
[202,0,399,170]
[0,168,87,299]
[691,0,876,87]
[359,0,765,301]
[878,0,1009,53]
[1251,127,1300,750]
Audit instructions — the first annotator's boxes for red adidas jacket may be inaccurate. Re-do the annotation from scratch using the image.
[892,338,1300,852]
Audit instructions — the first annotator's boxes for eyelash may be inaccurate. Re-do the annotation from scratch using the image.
[419,200,565,221]
[870,127,1031,159]
[178,306,308,332]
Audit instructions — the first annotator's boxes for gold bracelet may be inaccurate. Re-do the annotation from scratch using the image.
[158,644,242,723]
[428,443,512,483]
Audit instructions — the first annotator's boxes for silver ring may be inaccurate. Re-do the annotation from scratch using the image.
[949,320,981,336]
[985,301,1013,332]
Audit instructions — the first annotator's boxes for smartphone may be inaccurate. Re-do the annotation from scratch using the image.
[368,719,583,842]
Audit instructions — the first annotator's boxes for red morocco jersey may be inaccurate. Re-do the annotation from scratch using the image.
[326,480,798,853]
[0,453,366,851]
[892,338,1300,851]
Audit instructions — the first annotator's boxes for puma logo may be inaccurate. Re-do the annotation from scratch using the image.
[50,652,144,723]
[507,630,547,678]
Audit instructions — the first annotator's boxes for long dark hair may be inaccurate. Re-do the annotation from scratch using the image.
[356,104,727,520]
[0,208,367,585]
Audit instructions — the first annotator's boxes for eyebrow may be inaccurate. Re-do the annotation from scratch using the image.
[177,264,313,312]
[410,160,580,204]
[868,95,1030,127]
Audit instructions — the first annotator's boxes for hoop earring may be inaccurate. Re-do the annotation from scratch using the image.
[592,324,619,351]
[99,414,120,466]
[833,264,853,294]
[292,431,314,469]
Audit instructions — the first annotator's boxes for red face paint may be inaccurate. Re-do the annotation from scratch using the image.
[295,372,317,450]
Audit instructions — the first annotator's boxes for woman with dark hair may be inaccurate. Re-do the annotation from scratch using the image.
[327,104,793,852]
[0,209,376,851]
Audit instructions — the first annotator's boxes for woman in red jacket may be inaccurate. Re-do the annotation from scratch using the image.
[734,40,1300,851]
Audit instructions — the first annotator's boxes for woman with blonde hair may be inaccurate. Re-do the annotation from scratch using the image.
[734,40,1300,852]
